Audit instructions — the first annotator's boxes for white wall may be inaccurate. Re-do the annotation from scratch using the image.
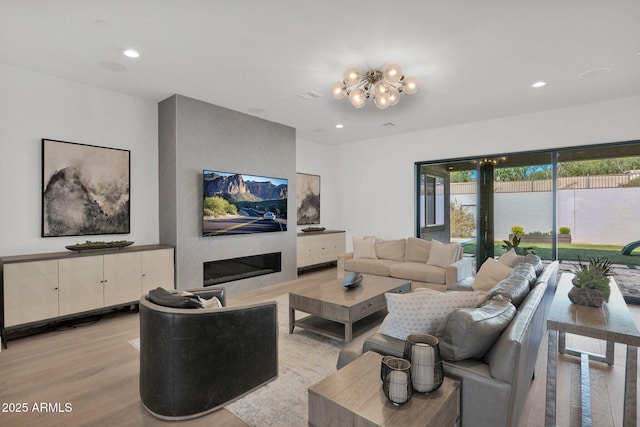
[0,64,159,257]
[456,188,640,245]
[295,138,343,232]
[332,95,640,251]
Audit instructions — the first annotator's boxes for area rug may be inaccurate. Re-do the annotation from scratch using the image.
[225,293,344,426]
[129,294,361,426]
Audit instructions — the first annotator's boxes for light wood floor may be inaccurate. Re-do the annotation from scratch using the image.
[0,267,638,426]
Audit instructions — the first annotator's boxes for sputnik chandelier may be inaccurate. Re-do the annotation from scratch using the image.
[331,63,418,109]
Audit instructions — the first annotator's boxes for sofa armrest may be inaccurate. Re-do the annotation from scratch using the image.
[337,252,354,279]
[445,257,473,285]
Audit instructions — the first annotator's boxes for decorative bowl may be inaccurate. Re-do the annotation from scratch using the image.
[343,272,363,289]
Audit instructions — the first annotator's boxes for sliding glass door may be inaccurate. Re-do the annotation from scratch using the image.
[417,160,478,261]
[416,141,640,288]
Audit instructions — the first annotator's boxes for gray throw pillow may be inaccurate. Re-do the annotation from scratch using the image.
[486,263,534,306]
[436,295,516,361]
[148,287,202,308]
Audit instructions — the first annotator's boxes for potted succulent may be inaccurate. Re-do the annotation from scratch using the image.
[568,256,614,307]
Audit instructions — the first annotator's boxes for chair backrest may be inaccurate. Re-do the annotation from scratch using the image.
[139,295,277,420]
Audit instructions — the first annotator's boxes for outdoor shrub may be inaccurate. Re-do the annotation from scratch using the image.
[528,231,551,236]
[559,226,571,234]
[510,225,525,235]
[450,201,475,237]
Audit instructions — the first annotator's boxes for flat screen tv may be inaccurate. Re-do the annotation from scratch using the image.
[203,170,288,237]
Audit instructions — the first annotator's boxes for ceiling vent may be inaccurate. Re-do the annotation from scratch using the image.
[297,91,322,101]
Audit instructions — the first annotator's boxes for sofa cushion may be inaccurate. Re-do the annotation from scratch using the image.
[524,254,544,275]
[389,262,446,284]
[353,236,377,259]
[379,290,478,340]
[511,262,537,288]
[405,237,431,263]
[472,258,513,292]
[344,258,399,276]
[486,263,534,307]
[497,249,519,268]
[375,239,406,261]
[427,240,460,268]
[437,294,516,361]
[515,253,544,275]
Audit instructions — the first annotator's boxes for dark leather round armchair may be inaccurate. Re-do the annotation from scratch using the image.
[139,288,278,420]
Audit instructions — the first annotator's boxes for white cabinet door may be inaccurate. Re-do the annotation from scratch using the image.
[3,260,59,327]
[58,256,104,316]
[297,232,346,268]
[103,252,142,307]
[141,248,174,294]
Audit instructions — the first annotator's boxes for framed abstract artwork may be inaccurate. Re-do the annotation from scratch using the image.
[296,173,320,225]
[42,139,130,237]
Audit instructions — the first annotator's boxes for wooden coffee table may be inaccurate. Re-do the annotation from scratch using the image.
[289,274,410,342]
[308,351,460,427]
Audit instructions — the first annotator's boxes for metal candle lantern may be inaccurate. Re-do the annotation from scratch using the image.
[403,334,444,393]
[381,357,412,405]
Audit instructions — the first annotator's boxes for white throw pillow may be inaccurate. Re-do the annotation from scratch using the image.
[199,296,222,308]
[379,291,479,340]
[426,240,460,268]
[353,236,377,259]
[415,287,487,307]
[497,248,519,268]
[472,258,513,292]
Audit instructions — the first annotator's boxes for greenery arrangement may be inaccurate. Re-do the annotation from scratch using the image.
[571,256,614,303]
[501,234,537,255]
[66,240,134,251]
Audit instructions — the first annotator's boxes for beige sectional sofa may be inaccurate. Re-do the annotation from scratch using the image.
[337,236,473,291]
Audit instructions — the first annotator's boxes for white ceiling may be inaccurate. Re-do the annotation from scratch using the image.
[1,0,640,145]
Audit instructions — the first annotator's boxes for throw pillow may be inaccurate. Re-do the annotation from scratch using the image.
[415,287,487,307]
[426,240,460,268]
[405,237,431,263]
[486,263,534,307]
[379,290,478,340]
[180,291,223,309]
[436,295,516,361]
[353,236,377,259]
[497,249,519,268]
[375,238,406,261]
[523,254,544,275]
[471,258,513,292]
[149,287,202,309]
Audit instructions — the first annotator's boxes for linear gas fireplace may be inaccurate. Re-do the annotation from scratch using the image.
[203,252,282,286]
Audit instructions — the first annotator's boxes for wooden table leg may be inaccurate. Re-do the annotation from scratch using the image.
[289,306,295,334]
[546,329,558,427]
[345,322,352,343]
[624,345,637,427]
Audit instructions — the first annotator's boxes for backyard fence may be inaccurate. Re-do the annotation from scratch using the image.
[450,173,639,194]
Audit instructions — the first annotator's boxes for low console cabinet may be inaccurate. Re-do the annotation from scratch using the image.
[1,244,174,348]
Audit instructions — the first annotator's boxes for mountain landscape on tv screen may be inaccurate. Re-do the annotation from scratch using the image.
[202,171,288,237]
[204,172,288,202]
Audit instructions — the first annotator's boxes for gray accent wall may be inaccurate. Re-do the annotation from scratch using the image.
[158,95,297,294]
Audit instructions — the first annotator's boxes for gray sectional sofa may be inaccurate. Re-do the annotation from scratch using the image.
[337,237,474,291]
[337,258,559,427]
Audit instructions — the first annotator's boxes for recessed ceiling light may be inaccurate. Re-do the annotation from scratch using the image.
[123,49,140,58]
[335,124,344,129]
[532,81,546,88]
